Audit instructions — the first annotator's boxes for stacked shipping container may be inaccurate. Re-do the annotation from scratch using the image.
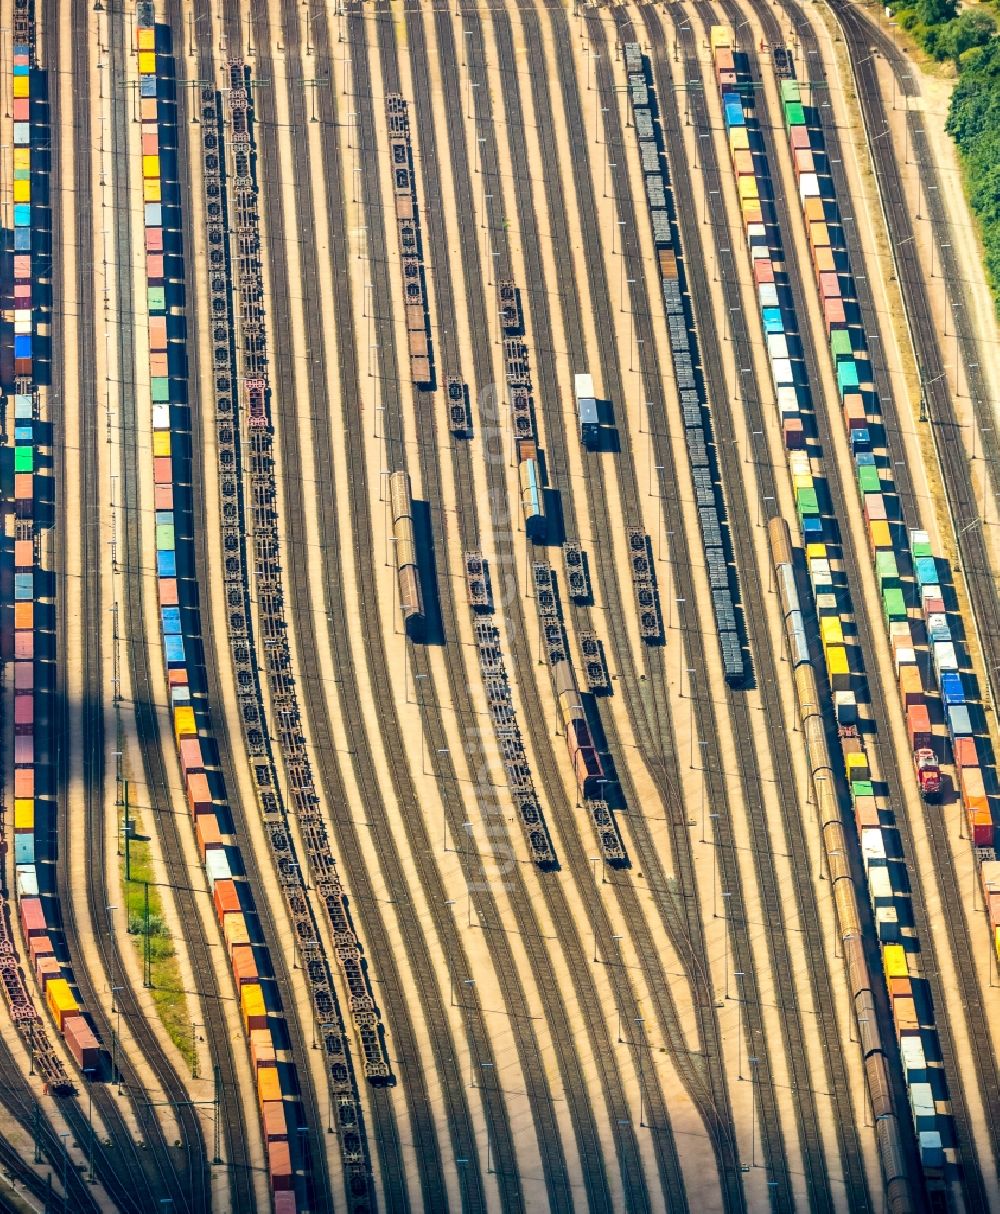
[710,25,958,1182]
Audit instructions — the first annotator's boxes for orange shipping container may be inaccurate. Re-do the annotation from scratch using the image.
[250,1029,277,1070]
[888,976,913,1000]
[14,602,33,630]
[268,1141,293,1190]
[953,737,978,767]
[187,771,213,817]
[150,352,169,378]
[898,665,923,708]
[213,878,241,922]
[141,98,158,122]
[868,518,892,553]
[149,315,168,350]
[892,996,919,1035]
[13,769,34,799]
[167,667,189,687]
[732,149,754,177]
[14,539,33,568]
[803,196,825,224]
[158,578,179,608]
[813,246,836,275]
[196,813,223,859]
[809,221,831,248]
[261,1101,288,1143]
[232,944,259,989]
[257,1064,281,1106]
[154,483,174,512]
[959,764,985,804]
[154,455,173,484]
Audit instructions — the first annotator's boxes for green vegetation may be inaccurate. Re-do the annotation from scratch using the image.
[886,0,1000,310]
[120,818,197,1074]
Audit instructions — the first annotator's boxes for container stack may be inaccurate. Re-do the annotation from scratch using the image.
[712,24,962,1181]
[623,40,744,683]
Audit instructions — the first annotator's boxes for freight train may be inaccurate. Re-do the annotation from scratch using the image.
[550,656,604,799]
[389,470,425,631]
[769,516,913,1214]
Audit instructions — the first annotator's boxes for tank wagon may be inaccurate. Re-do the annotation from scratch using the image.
[389,470,424,631]
[768,517,914,1214]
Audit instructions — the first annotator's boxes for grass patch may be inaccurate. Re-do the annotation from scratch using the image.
[119,815,197,1075]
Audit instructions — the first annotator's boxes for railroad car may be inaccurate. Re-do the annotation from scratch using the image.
[498,278,522,334]
[563,541,590,602]
[388,470,424,630]
[447,377,468,436]
[551,658,604,799]
[517,444,546,540]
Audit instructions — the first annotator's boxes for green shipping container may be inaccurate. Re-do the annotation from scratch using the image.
[858,465,881,495]
[882,586,906,623]
[780,79,801,104]
[830,329,853,361]
[14,445,33,473]
[147,286,166,312]
[851,780,875,799]
[151,377,170,403]
[911,537,933,559]
[784,101,806,127]
[155,524,175,552]
[837,360,860,395]
[875,551,899,587]
[796,487,819,516]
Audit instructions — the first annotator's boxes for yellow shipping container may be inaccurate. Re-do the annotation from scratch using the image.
[820,616,844,648]
[153,430,171,458]
[710,25,732,50]
[173,705,196,742]
[46,979,79,1030]
[13,180,30,203]
[882,943,908,979]
[868,519,892,552]
[728,127,750,153]
[805,543,827,563]
[13,77,29,99]
[143,178,162,203]
[224,914,250,950]
[792,472,813,494]
[138,28,156,50]
[14,148,30,171]
[845,752,869,780]
[257,1064,282,1106]
[737,177,759,202]
[809,222,831,249]
[138,51,157,74]
[14,799,34,832]
[241,983,267,1031]
[826,645,850,690]
[142,154,161,180]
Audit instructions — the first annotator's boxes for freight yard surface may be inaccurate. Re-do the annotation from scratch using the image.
[1,0,999,1210]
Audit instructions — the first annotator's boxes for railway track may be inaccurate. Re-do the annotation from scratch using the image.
[104,4,260,1207]
[752,0,1000,1203]
[45,1,210,1208]
[618,0,877,1205]
[729,0,999,1205]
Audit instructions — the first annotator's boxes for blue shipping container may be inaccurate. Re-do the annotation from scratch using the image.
[941,671,965,706]
[14,335,31,359]
[14,835,34,866]
[947,703,972,737]
[14,228,30,252]
[14,573,33,600]
[850,429,871,451]
[140,75,157,97]
[13,204,30,227]
[161,607,182,635]
[915,556,938,586]
[762,308,783,333]
[156,549,176,578]
[164,633,186,667]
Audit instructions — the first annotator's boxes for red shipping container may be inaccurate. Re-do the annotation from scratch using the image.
[20,898,45,938]
[987,890,1000,929]
[819,271,841,299]
[154,456,173,484]
[187,771,213,816]
[147,254,165,283]
[923,597,945,616]
[158,577,179,608]
[791,127,811,150]
[14,769,34,799]
[14,473,33,501]
[145,227,164,253]
[268,1141,293,1190]
[154,483,174,511]
[969,808,993,847]
[953,736,978,767]
[907,704,932,751]
[232,944,259,989]
[261,1101,288,1143]
[167,667,189,687]
[213,878,241,923]
[150,352,169,378]
[14,695,34,726]
[64,1015,101,1073]
[273,1195,297,1214]
[179,737,204,779]
[149,315,168,350]
[28,935,54,964]
[14,662,33,691]
[843,395,866,430]
[823,297,846,334]
[753,259,775,285]
[14,736,33,765]
[141,132,159,156]
[783,418,805,449]
[14,632,34,660]
[14,255,31,280]
[196,813,223,860]
[13,98,29,122]
[36,956,62,990]
[16,358,33,377]
[864,495,887,523]
[14,284,31,302]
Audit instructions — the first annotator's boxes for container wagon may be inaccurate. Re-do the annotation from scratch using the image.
[551,658,604,798]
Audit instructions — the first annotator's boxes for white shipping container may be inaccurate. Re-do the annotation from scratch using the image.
[869,865,894,908]
[816,592,839,617]
[909,529,930,550]
[758,284,779,309]
[767,334,789,361]
[14,320,31,335]
[875,906,899,942]
[861,827,886,864]
[932,640,958,675]
[772,358,794,386]
[574,373,595,400]
[789,452,811,476]
[777,385,799,412]
[920,583,942,607]
[16,865,38,898]
[746,223,767,244]
[750,244,770,260]
[899,1037,927,1081]
[894,647,917,676]
[834,690,857,723]
[799,171,821,200]
[153,403,171,430]
[809,558,831,580]
[205,848,232,889]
